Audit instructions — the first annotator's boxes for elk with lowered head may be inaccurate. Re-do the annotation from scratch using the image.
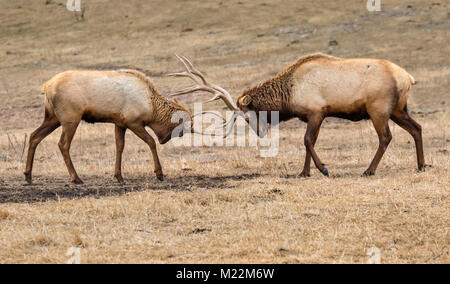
[24,69,193,184]
[168,53,425,177]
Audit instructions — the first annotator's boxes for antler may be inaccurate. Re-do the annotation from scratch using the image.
[167,54,239,111]
[167,54,248,137]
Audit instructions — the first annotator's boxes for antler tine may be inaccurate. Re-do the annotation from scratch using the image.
[191,111,241,138]
[192,111,227,123]
[191,111,227,137]
[167,86,201,97]
[174,54,192,73]
[210,85,238,111]
[177,54,209,85]
[167,71,202,86]
[167,55,199,86]
[173,54,206,86]
[204,94,221,103]
[167,86,216,97]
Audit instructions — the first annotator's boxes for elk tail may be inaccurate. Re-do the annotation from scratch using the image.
[408,73,416,85]
[41,82,57,118]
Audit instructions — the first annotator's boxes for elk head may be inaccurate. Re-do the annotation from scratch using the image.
[157,102,193,144]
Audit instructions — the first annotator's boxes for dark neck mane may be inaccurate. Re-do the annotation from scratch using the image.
[245,75,293,113]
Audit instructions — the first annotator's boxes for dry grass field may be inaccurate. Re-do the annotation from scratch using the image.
[0,0,448,263]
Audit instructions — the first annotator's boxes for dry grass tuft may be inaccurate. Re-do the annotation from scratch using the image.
[73,233,88,249]
[26,236,56,248]
[0,209,10,220]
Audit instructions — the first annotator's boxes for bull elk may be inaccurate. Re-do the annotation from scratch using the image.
[24,69,193,184]
[168,53,425,177]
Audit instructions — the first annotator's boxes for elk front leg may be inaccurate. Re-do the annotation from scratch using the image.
[299,121,321,177]
[304,115,328,176]
[128,124,164,181]
[114,125,126,183]
[58,121,83,184]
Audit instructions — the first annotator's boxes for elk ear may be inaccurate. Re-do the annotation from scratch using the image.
[239,95,252,107]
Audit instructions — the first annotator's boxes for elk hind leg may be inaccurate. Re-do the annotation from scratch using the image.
[24,108,61,184]
[391,108,425,171]
[363,114,392,176]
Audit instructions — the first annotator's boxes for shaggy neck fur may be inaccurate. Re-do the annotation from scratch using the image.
[241,53,334,118]
[242,74,293,114]
[151,94,190,126]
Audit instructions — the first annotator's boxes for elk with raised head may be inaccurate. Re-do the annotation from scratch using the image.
[24,69,193,184]
[168,53,425,177]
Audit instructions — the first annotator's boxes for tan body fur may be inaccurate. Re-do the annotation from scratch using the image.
[289,55,412,119]
[25,70,192,184]
[237,53,424,176]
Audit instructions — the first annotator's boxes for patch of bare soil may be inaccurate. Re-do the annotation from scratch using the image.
[0,174,260,204]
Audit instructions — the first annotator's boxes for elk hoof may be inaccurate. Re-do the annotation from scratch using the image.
[157,175,164,182]
[362,171,374,177]
[298,172,310,178]
[72,178,84,185]
[115,175,125,184]
[24,173,32,184]
[322,168,329,177]
[418,164,432,172]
